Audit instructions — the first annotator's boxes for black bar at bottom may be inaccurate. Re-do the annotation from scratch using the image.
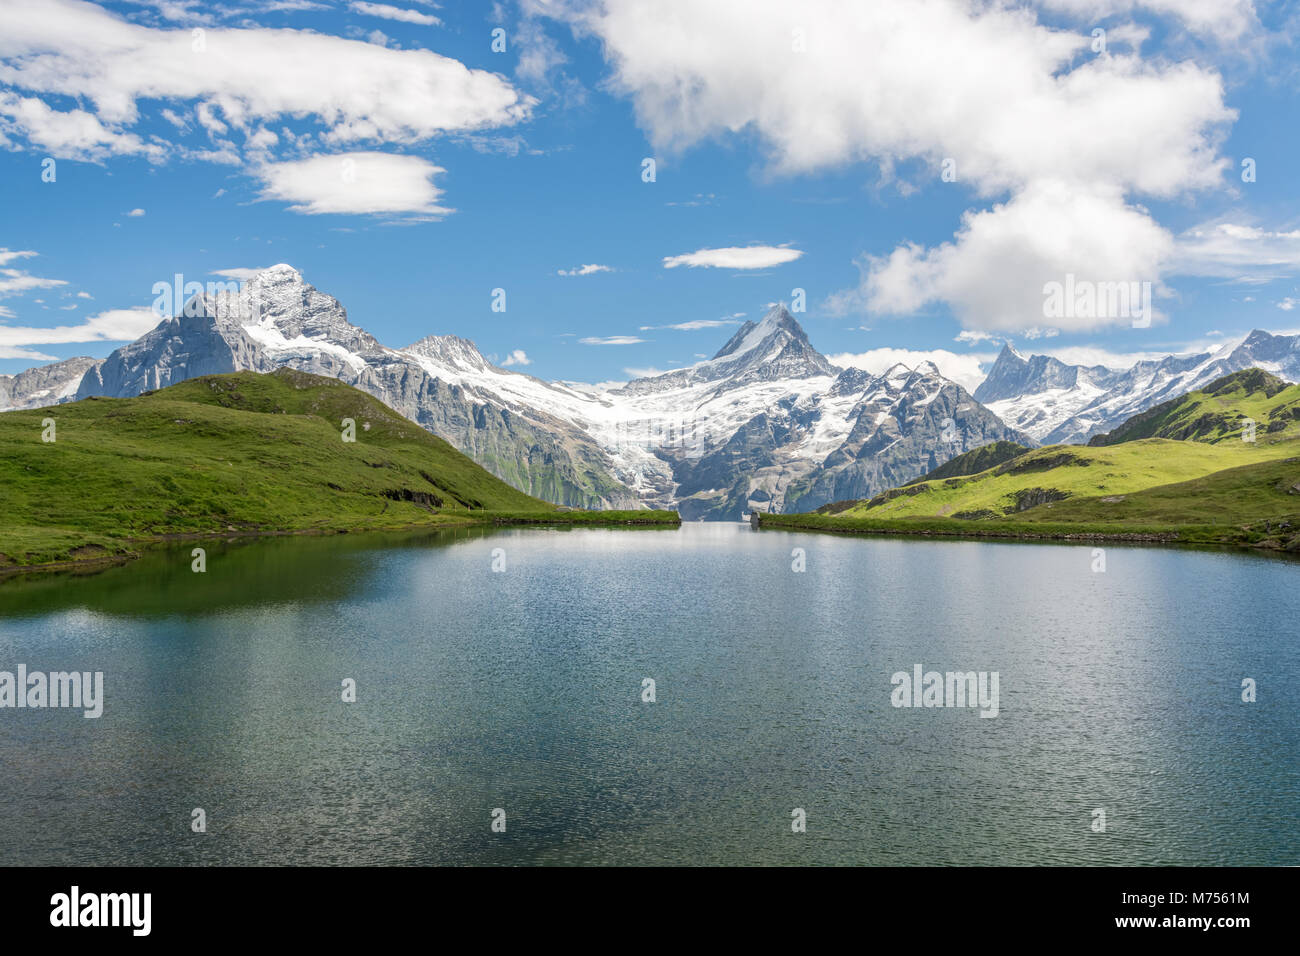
[0,865,1289,942]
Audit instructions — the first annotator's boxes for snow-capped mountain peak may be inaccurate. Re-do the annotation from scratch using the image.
[402,334,495,374]
[712,303,803,359]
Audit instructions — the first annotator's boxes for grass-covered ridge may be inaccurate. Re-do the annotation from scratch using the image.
[761,455,1300,551]
[764,369,1300,553]
[0,369,678,569]
[1088,368,1300,445]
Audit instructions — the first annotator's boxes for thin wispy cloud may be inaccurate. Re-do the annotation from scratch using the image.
[0,307,158,347]
[640,318,743,331]
[348,2,441,27]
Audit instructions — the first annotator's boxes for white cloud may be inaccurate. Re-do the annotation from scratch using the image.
[954,329,1002,346]
[836,180,1175,332]
[1278,298,1296,311]
[1174,222,1300,279]
[349,2,441,27]
[624,366,674,378]
[0,91,166,163]
[580,335,645,345]
[0,0,530,182]
[0,307,159,347]
[126,207,145,217]
[76,291,92,299]
[256,152,451,216]
[570,0,1233,331]
[0,345,57,360]
[0,260,68,298]
[210,267,270,280]
[828,348,995,393]
[640,318,742,331]
[662,245,803,270]
[557,263,612,276]
[0,249,37,267]
[500,349,531,366]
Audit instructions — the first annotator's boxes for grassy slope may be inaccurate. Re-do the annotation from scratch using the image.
[1089,368,1300,445]
[762,456,1300,550]
[0,369,676,568]
[841,439,1294,519]
[763,369,1300,552]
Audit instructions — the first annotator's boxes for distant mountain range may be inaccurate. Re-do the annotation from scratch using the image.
[779,368,1300,555]
[975,330,1300,444]
[4,263,1298,518]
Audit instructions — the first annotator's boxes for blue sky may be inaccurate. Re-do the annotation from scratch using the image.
[2,0,1300,389]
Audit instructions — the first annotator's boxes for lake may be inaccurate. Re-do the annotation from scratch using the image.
[0,522,1295,865]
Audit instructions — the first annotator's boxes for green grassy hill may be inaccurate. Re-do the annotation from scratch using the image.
[764,369,1300,552]
[0,369,675,569]
[1088,368,1300,445]
[837,439,1293,520]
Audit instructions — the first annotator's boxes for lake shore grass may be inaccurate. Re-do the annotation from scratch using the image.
[754,510,1300,553]
[0,509,682,577]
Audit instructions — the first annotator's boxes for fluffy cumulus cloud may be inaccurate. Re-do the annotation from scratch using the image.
[557,263,612,276]
[0,92,166,163]
[255,152,451,216]
[836,180,1177,332]
[570,0,1237,331]
[0,0,531,214]
[662,245,803,270]
[500,349,531,367]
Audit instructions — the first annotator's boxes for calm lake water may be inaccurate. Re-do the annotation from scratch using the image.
[0,523,1296,866]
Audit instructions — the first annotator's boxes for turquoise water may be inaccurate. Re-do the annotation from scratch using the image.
[0,523,1295,865]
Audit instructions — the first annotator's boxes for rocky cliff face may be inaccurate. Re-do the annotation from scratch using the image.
[780,362,1030,515]
[0,356,101,410]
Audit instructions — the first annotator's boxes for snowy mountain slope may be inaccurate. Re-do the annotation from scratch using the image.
[978,331,1300,444]
[74,265,642,509]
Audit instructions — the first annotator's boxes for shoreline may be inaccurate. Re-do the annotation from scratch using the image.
[0,510,682,578]
[752,512,1300,555]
